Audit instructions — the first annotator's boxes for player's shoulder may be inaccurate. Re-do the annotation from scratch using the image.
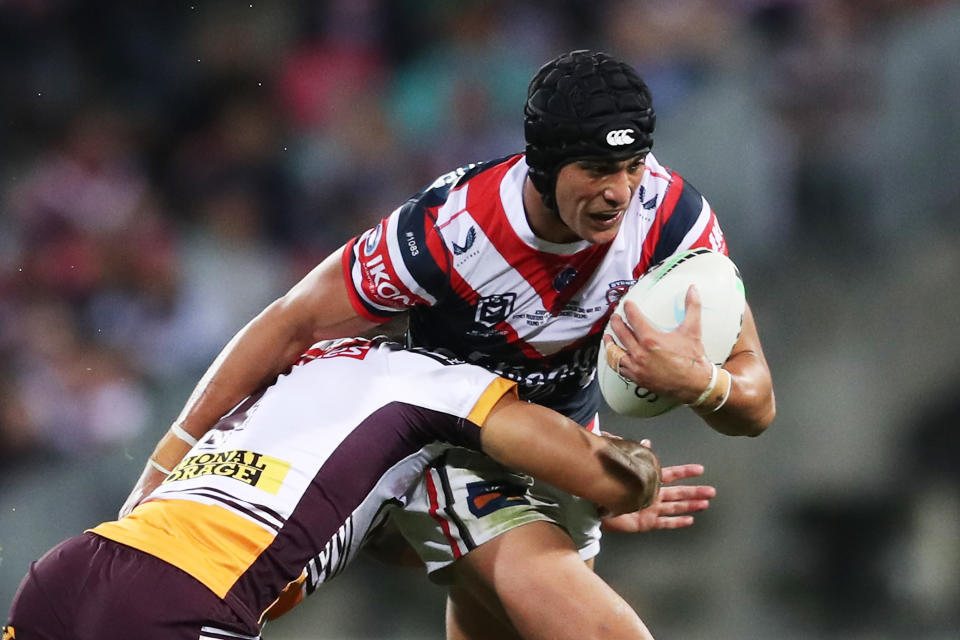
[411,154,523,209]
[636,152,709,218]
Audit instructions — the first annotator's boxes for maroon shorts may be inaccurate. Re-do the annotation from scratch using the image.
[4,532,261,640]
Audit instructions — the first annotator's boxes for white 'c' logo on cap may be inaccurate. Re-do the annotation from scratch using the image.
[605,129,635,146]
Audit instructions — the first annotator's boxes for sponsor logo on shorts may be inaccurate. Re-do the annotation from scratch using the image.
[163,450,291,494]
[466,481,529,517]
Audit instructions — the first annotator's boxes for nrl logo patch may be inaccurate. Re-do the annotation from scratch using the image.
[474,293,516,328]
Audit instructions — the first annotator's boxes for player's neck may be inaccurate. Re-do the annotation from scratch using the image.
[522,177,579,244]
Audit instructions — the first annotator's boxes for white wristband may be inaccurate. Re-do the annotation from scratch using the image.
[148,457,173,475]
[170,423,199,447]
[689,364,719,407]
[707,370,733,413]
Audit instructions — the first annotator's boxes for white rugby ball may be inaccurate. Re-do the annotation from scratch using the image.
[597,248,745,418]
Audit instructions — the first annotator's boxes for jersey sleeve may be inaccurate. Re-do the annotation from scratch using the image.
[342,208,440,323]
[465,376,518,427]
[390,373,516,456]
[390,347,518,429]
[343,161,499,322]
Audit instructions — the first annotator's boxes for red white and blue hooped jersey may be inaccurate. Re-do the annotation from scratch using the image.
[344,153,729,424]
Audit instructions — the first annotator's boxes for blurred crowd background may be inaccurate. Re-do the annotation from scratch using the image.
[1,1,959,638]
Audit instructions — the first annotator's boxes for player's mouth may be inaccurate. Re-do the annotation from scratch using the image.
[589,210,623,228]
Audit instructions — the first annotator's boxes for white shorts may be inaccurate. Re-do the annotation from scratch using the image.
[390,445,603,581]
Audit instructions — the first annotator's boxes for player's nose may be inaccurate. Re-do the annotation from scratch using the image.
[602,170,633,207]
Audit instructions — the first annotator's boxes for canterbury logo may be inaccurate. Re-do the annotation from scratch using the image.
[605,129,635,146]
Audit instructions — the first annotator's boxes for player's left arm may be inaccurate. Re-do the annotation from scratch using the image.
[698,301,775,436]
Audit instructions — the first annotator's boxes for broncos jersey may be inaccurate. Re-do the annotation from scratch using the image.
[343,153,729,424]
[90,338,515,628]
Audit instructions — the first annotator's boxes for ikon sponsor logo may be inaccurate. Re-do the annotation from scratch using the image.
[163,449,291,494]
[605,128,635,146]
[363,254,412,305]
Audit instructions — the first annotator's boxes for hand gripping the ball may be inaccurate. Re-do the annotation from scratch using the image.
[604,284,716,406]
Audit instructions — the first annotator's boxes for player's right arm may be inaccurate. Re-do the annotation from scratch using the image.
[120,245,378,516]
[479,393,661,516]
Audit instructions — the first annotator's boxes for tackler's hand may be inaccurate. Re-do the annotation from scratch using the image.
[600,462,716,533]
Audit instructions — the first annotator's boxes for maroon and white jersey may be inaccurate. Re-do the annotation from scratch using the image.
[91,338,515,627]
[344,153,729,424]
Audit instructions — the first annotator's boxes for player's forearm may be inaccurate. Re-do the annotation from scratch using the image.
[121,300,312,516]
[481,402,659,515]
[693,303,775,437]
[696,349,775,436]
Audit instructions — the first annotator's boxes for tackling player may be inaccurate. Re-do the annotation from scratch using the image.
[5,337,672,640]
[120,50,774,637]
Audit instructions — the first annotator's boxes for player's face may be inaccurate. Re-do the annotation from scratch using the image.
[553,155,645,244]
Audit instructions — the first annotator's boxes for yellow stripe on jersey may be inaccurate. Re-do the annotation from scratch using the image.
[163,450,291,495]
[467,376,518,426]
[90,499,275,598]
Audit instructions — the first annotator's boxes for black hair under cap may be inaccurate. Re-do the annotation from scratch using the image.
[524,50,655,210]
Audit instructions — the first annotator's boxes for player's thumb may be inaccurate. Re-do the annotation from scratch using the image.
[682,284,703,336]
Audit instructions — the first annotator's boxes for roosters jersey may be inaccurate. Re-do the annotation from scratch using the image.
[91,338,515,627]
[343,153,728,423]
